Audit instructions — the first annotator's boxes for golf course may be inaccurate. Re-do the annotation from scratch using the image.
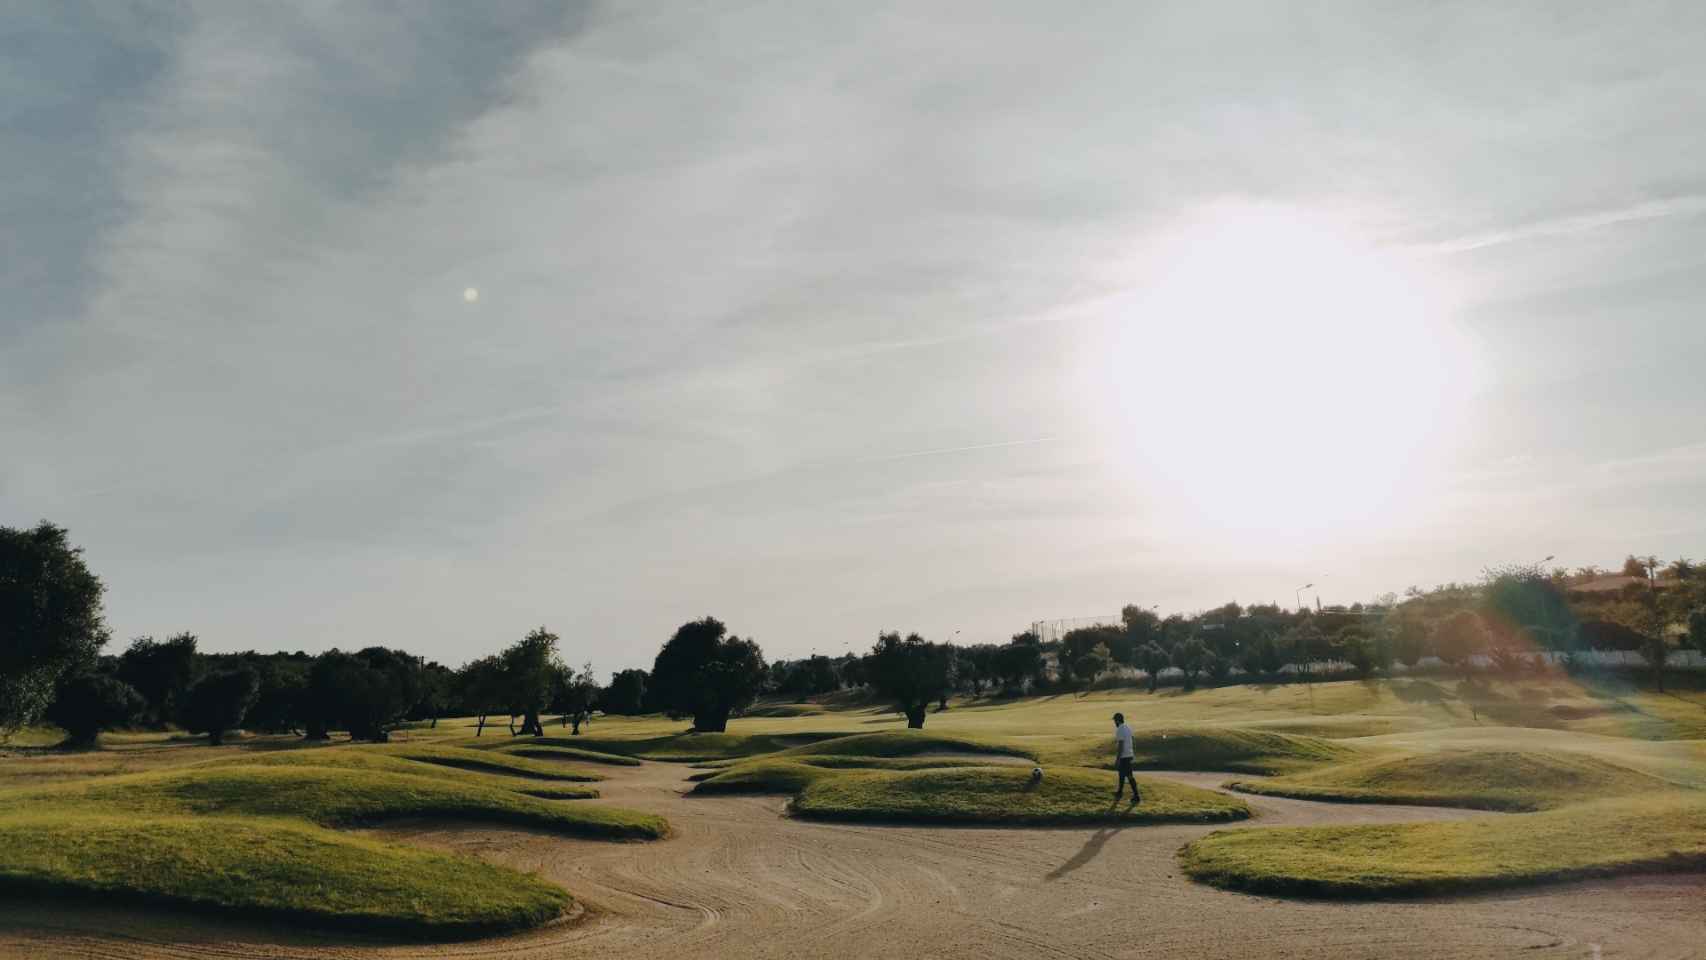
[3,675,1703,959]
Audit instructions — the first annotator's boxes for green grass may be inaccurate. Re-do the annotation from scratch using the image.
[7,764,665,839]
[1181,793,1706,897]
[476,740,643,766]
[556,731,853,762]
[1059,726,1361,775]
[773,730,1036,760]
[0,750,668,937]
[211,743,606,783]
[793,765,1250,825]
[0,812,570,937]
[1229,749,1673,812]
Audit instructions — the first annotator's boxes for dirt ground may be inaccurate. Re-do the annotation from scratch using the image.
[1,763,1701,959]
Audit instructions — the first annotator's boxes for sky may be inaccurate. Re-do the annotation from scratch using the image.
[5,1,1705,675]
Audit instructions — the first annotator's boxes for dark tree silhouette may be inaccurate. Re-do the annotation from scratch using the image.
[45,672,144,746]
[602,668,649,715]
[864,631,952,728]
[117,633,199,726]
[1137,642,1169,692]
[180,668,259,746]
[1,521,108,736]
[650,617,767,732]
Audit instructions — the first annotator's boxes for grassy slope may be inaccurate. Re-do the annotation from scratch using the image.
[1229,749,1673,811]
[477,741,643,766]
[794,766,1249,825]
[1182,793,1706,897]
[0,741,670,937]
[0,813,570,937]
[212,743,607,783]
[7,764,664,839]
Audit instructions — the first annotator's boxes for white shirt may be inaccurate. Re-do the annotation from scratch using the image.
[1114,722,1135,759]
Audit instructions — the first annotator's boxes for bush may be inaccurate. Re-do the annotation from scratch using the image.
[44,673,145,746]
[180,669,259,746]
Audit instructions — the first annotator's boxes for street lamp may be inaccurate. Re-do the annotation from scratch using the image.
[1295,582,1314,611]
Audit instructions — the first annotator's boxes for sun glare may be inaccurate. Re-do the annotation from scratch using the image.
[1098,203,1474,544]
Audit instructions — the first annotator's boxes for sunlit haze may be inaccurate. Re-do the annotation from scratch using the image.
[5,3,1704,673]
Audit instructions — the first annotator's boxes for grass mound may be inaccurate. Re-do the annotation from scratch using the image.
[690,753,1014,794]
[775,730,1035,760]
[1181,793,1706,897]
[744,703,826,717]
[1063,726,1359,775]
[562,731,850,762]
[479,741,642,766]
[0,813,570,937]
[217,744,604,783]
[1229,749,1670,812]
[10,765,666,839]
[794,765,1250,825]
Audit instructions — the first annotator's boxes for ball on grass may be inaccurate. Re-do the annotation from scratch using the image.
[1030,766,1044,783]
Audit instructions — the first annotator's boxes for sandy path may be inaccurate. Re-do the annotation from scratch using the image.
[2,762,1702,960]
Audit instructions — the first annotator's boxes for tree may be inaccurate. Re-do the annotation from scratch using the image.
[1341,633,1375,677]
[1172,636,1212,691]
[117,633,199,725]
[1118,605,1161,665]
[44,672,144,747]
[602,668,649,715]
[246,656,309,734]
[1137,642,1169,693]
[1204,650,1231,686]
[1432,611,1485,678]
[1391,615,1428,668]
[502,628,562,736]
[180,668,259,746]
[994,633,1045,694]
[864,631,953,728]
[1,521,108,738]
[1622,555,1647,579]
[304,648,422,742]
[555,662,599,734]
[1638,630,1672,692]
[456,656,509,736]
[1690,609,1706,660]
[650,617,767,732]
[1073,642,1111,691]
[413,661,455,729]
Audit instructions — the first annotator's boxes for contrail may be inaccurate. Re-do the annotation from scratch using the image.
[859,436,1056,463]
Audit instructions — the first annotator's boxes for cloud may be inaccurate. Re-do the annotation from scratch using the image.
[1419,195,1706,254]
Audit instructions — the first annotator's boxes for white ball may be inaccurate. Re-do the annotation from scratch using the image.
[1030,766,1044,782]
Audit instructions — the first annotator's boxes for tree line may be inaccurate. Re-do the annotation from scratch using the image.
[6,521,1705,746]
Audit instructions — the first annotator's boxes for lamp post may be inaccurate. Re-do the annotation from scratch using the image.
[1295,582,1314,612]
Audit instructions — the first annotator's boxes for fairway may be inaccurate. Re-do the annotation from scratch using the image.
[2,675,1704,958]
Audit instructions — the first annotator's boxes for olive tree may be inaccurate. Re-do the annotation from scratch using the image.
[863,631,952,728]
[650,617,767,732]
[44,672,144,747]
[180,668,260,746]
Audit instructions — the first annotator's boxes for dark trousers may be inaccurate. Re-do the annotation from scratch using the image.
[1116,756,1140,799]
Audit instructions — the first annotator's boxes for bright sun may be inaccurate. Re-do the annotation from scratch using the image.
[1099,202,1474,544]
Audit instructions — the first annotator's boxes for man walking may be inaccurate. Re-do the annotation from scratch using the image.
[1112,712,1140,803]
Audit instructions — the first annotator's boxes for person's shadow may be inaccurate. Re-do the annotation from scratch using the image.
[1045,825,1122,882]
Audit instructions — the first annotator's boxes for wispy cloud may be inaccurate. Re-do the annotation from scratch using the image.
[1419,195,1706,254]
[857,437,1056,463]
